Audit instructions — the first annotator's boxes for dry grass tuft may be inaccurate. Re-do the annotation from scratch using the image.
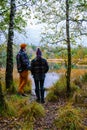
[71,69,87,79]
[0,68,32,93]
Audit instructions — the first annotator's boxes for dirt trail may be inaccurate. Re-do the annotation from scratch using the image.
[34,99,65,130]
[0,97,65,130]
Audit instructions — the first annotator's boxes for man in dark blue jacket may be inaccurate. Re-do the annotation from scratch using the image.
[16,43,30,96]
[31,48,49,103]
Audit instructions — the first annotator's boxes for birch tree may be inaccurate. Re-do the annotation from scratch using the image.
[0,0,36,89]
[34,0,87,95]
[66,0,71,95]
[5,0,16,89]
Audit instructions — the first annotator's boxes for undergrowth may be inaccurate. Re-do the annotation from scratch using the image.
[46,75,79,102]
[1,94,45,129]
[54,103,84,130]
[18,102,45,129]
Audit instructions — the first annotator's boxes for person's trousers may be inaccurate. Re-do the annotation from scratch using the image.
[34,79,45,101]
[18,70,28,94]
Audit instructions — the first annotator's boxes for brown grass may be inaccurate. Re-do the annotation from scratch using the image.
[1,68,87,89]
[57,68,87,79]
[71,69,87,79]
[0,68,32,92]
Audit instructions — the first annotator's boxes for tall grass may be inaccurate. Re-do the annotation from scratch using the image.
[1,95,45,129]
[0,68,32,94]
[72,72,87,106]
[54,103,84,130]
[46,75,79,102]
[0,68,32,117]
[46,69,87,102]
[18,102,45,129]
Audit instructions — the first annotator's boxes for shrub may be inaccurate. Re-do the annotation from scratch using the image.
[5,102,17,116]
[74,78,82,89]
[4,95,45,129]
[46,75,67,101]
[46,88,58,102]
[8,95,29,111]
[81,73,87,83]
[46,75,79,101]
[54,104,84,130]
[19,101,45,119]
[73,89,87,106]
[1,95,29,117]
[70,82,80,98]
[19,102,45,129]
[0,82,12,116]
[0,100,17,117]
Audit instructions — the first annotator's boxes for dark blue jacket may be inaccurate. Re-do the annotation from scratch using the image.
[16,49,30,73]
[31,56,49,80]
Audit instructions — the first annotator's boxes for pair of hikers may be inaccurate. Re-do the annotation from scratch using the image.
[16,43,49,103]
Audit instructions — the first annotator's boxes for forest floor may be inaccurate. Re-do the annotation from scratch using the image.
[0,69,87,130]
[0,95,66,130]
[0,94,87,130]
[34,98,66,130]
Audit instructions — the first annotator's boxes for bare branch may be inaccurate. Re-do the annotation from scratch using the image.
[48,39,66,45]
[69,18,87,23]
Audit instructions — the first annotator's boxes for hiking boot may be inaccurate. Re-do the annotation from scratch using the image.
[41,100,45,104]
[21,93,28,97]
[36,98,40,103]
[17,92,27,97]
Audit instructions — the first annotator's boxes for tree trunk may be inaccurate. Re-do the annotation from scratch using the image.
[0,79,7,111]
[66,0,71,96]
[5,0,16,89]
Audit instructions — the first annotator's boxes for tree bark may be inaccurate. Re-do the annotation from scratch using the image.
[5,0,16,89]
[0,79,7,110]
[66,0,71,96]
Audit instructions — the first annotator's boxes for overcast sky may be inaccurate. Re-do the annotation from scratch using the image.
[0,23,87,47]
[14,23,87,47]
[14,25,41,46]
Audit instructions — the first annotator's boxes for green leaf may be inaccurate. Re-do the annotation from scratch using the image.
[45,0,48,2]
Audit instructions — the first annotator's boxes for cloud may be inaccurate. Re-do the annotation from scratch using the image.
[14,24,42,46]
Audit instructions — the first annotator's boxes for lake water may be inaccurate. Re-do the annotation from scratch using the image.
[30,72,60,96]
